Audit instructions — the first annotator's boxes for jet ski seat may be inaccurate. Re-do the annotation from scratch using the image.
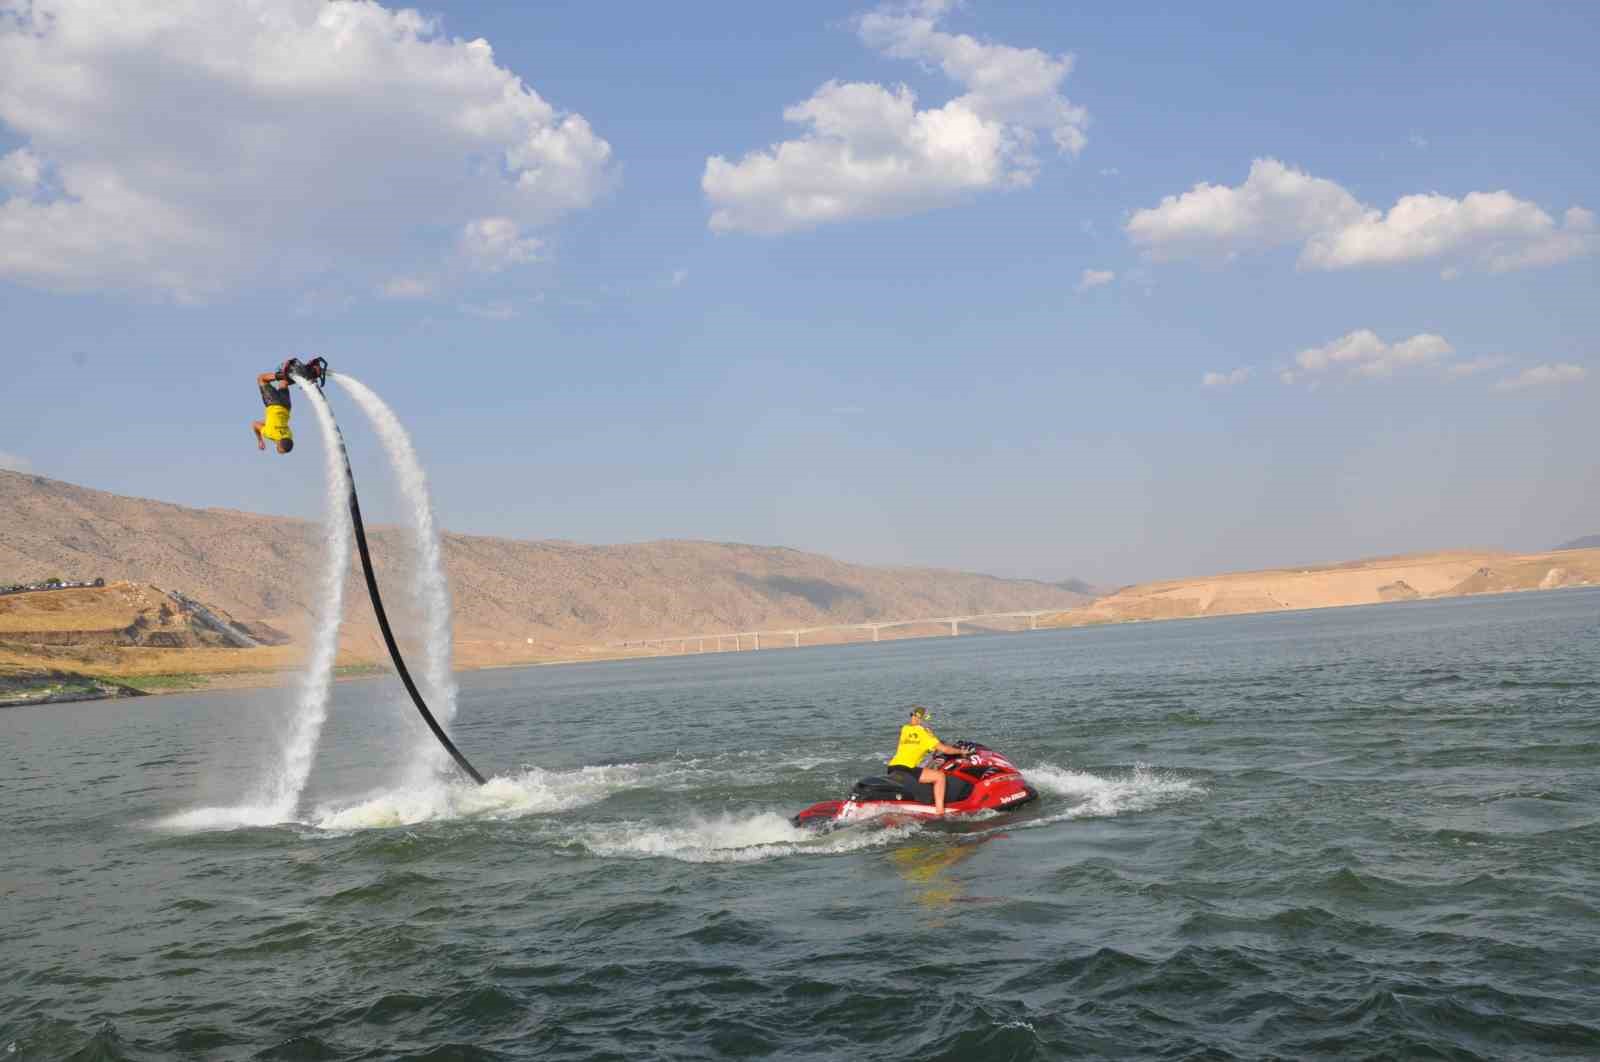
[852,773,974,804]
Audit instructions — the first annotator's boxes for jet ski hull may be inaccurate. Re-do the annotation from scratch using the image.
[791,743,1039,828]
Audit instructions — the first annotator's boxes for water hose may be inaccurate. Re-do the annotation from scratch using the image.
[323,396,487,786]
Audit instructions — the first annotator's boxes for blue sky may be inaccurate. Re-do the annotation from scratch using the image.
[2,0,1596,584]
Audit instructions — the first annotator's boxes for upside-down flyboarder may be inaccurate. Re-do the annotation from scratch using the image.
[250,357,327,454]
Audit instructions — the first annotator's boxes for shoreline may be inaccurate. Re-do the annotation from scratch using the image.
[7,582,1594,707]
[0,663,388,709]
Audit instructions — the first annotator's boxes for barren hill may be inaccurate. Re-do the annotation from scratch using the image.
[0,470,1091,665]
[1038,548,1600,629]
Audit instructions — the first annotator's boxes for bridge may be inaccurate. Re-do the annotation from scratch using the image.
[610,609,1060,656]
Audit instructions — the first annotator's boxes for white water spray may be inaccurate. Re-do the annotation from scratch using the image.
[332,373,459,781]
[260,383,354,816]
[161,381,353,830]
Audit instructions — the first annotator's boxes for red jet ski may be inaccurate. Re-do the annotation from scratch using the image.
[791,742,1039,829]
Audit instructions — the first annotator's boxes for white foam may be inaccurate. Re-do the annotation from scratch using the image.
[576,811,921,863]
[1021,761,1207,824]
[332,374,458,785]
[309,762,664,831]
[155,803,294,832]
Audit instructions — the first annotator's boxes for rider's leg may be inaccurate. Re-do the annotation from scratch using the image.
[920,768,947,814]
[251,420,265,450]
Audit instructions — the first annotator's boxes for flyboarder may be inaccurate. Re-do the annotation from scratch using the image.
[250,357,327,454]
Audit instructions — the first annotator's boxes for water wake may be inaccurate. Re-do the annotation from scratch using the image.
[332,374,457,784]
[301,758,1206,858]
[312,763,663,831]
[1022,761,1206,824]
[574,812,920,863]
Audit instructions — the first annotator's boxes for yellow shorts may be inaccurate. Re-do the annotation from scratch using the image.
[261,405,293,442]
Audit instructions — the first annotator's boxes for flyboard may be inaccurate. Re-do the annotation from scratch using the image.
[284,358,487,786]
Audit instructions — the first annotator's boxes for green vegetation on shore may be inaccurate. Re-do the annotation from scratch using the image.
[115,673,209,692]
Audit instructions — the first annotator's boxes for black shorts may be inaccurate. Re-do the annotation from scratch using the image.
[886,765,924,780]
[260,379,290,409]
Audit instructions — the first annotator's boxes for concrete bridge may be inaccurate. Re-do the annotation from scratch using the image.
[612,609,1059,655]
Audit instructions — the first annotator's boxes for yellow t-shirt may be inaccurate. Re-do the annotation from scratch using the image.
[888,723,939,769]
[261,405,293,442]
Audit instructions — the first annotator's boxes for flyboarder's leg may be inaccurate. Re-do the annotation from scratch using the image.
[251,420,266,450]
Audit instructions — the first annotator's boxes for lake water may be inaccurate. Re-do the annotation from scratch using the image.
[4,590,1599,1060]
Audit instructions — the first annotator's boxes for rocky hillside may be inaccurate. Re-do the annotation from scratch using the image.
[0,581,272,648]
[0,470,1092,658]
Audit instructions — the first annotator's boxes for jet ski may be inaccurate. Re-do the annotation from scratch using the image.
[791,742,1038,829]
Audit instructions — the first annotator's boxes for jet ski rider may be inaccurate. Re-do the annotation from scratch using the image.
[251,368,295,454]
[886,705,966,815]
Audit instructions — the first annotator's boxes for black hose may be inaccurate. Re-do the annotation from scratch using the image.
[329,417,487,786]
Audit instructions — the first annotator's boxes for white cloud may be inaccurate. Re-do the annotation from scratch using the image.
[703,2,1086,234]
[1494,363,1587,391]
[1076,268,1114,292]
[0,449,30,472]
[1127,158,1595,274]
[459,217,542,271]
[0,147,42,193]
[1099,167,1119,177]
[0,0,615,299]
[1290,330,1454,379]
[1445,355,1508,379]
[459,300,520,321]
[1126,159,1364,261]
[1304,199,1596,273]
[1201,368,1249,389]
[379,276,431,300]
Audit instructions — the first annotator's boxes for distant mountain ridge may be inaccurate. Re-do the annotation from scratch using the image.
[0,470,1094,658]
[1554,534,1600,551]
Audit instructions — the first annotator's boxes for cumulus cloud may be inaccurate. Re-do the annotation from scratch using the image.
[1127,158,1595,274]
[1306,200,1596,273]
[0,0,615,299]
[1127,159,1364,261]
[458,217,542,271]
[0,450,30,472]
[703,2,1086,234]
[1289,330,1454,379]
[1493,363,1587,391]
[1445,355,1509,379]
[1201,368,1249,389]
[1076,268,1114,292]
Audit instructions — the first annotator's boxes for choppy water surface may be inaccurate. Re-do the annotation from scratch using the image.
[5,591,1599,1060]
